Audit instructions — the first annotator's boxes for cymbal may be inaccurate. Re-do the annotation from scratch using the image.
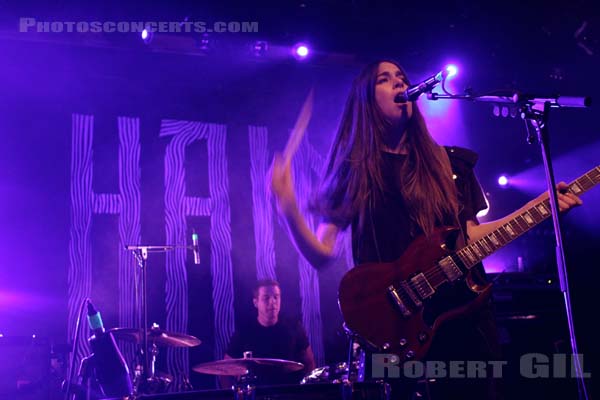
[108,327,201,347]
[192,358,304,376]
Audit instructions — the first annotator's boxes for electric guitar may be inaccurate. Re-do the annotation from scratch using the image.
[338,166,599,362]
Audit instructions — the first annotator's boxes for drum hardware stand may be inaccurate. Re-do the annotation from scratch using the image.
[125,241,198,395]
[131,328,172,395]
[233,376,256,400]
[341,323,368,383]
[232,352,257,400]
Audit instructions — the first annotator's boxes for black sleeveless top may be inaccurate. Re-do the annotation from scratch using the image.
[349,146,487,266]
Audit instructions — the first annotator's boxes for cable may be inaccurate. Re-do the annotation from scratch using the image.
[441,77,455,96]
[64,296,90,400]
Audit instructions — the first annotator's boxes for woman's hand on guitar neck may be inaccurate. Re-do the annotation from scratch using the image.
[468,181,583,243]
[530,181,583,213]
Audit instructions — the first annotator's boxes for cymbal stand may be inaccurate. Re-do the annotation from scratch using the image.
[232,351,257,400]
[342,323,371,383]
[125,243,197,394]
[140,341,165,394]
[131,247,151,389]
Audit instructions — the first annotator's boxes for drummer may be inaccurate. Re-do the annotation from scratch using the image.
[220,279,316,387]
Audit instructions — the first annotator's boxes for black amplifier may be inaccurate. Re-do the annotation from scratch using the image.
[137,382,390,400]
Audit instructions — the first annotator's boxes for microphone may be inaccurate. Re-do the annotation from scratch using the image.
[86,301,104,337]
[394,68,450,103]
[86,300,133,398]
[192,230,200,265]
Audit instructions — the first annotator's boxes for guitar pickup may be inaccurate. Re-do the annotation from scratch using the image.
[399,281,422,307]
[410,273,435,299]
[438,256,463,282]
[387,285,412,317]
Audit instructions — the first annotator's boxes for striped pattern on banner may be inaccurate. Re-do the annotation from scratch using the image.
[68,114,95,366]
[293,139,325,367]
[68,114,141,368]
[116,117,142,361]
[161,120,234,387]
[248,126,277,280]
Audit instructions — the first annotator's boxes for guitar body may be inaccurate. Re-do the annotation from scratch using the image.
[338,226,492,362]
[338,165,599,363]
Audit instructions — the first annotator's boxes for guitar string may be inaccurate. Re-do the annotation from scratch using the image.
[420,175,594,285]
[410,171,598,297]
[422,215,537,284]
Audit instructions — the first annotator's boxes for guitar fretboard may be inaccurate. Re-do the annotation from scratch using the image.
[456,166,600,269]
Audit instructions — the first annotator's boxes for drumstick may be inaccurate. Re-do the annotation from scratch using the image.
[282,87,314,162]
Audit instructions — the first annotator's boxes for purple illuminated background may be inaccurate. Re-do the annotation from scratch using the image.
[0,1,598,391]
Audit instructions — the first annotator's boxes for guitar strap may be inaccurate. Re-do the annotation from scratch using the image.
[441,146,468,249]
[441,147,491,288]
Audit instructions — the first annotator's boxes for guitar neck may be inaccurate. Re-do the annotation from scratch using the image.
[456,166,600,269]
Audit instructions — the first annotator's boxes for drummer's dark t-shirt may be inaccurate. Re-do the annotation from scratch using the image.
[226,318,310,385]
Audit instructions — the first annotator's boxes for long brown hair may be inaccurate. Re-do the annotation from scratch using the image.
[312,60,458,236]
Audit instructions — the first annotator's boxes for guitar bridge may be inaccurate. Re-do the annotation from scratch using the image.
[387,285,412,317]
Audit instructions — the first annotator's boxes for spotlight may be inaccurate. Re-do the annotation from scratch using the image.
[197,33,214,54]
[252,40,269,57]
[141,27,153,44]
[296,46,308,57]
[292,43,310,60]
[493,105,517,118]
[445,64,458,78]
[498,175,509,187]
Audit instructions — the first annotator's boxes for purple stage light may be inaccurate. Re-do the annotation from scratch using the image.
[141,28,153,44]
[252,40,268,57]
[198,33,213,53]
[445,64,458,78]
[292,43,310,60]
[297,46,308,57]
[498,175,509,186]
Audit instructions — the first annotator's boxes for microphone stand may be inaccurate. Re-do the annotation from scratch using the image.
[517,100,589,400]
[125,243,196,394]
[427,89,591,400]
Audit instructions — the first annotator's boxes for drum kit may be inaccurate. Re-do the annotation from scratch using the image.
[192,354,304,377]
[117,240,364,397]
[108,321,363,396]
[106,323,200,394]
